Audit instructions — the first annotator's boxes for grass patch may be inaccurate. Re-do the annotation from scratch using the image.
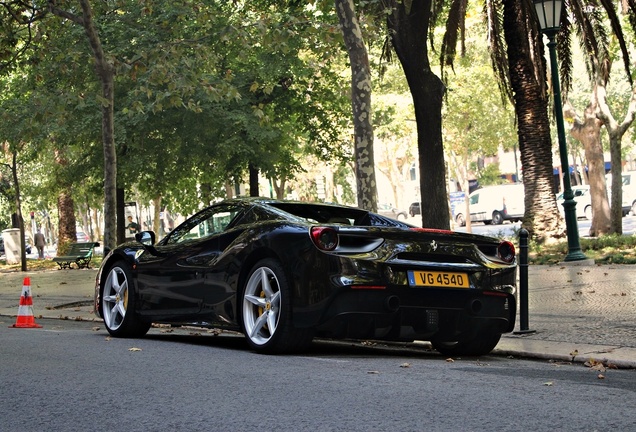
[528,234,636,265]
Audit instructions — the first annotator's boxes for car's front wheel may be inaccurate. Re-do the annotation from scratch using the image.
[241,258,313,353]
[431,329,502,356]
[101,262,150,338]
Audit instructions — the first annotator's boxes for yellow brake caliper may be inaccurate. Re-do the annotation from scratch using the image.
[258,290,269,330]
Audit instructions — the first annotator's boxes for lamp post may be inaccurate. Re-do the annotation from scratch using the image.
[534,0,587,261]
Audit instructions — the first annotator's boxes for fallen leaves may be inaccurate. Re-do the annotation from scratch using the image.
[570,349,579,361]
[584,358,618,371]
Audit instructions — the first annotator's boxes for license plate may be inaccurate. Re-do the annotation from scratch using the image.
[408,270,469,288]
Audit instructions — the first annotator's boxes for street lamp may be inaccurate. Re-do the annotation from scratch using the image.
[534,0,587,261]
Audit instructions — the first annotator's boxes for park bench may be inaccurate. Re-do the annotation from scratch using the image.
[53,242,100,270]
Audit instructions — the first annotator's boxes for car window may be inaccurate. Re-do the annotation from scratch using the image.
[232,206,275,227]
[470,193,479,205]
[164,204,242,245]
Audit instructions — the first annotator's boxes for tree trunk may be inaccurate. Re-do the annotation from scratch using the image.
[249,164,259,196]
[57,191,78,255]
[9,151,27,270]
[386,0,449,229]
[335,0,377,212]
[152,196,161,235]
[503,0,564,243]
[596,82,636,234]
[564,100,610,236]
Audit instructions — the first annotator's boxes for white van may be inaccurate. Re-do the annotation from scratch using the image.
[455,184,525,226]
[606,172,636,215]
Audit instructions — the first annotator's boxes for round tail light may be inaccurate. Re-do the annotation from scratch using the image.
[310,227,338,251]
[497,240,516,263]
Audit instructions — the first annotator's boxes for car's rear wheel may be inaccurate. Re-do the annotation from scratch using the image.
[584,205,593,220]
[491,211,504,225]
[431,329,502,356]
[241,258,313,353]
[455,213,466,227]
[101,262,150,338]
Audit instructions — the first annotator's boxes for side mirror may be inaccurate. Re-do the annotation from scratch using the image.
[135,231,155,245]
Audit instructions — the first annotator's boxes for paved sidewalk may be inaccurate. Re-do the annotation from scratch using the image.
[0,262,634,367]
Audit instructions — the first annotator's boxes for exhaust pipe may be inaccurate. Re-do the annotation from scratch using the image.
[384,295,400,312]
[469,299,483,314]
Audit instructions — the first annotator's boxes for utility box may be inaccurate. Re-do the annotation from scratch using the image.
[2,228,22,265]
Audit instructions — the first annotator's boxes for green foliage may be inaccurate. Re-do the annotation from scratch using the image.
[475,163,506,186]
[0,0,353,221]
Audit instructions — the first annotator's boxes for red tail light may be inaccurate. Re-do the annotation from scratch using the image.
[310,227,338,251]
[410,227,455,235]
[497,240,516,263]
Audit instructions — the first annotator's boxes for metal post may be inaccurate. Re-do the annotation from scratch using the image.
[514,229,535,334]
[545,32,587,261]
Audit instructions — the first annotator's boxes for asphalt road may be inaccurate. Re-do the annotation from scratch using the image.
[1,319,634,432]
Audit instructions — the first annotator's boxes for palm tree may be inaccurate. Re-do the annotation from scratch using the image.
[442,0,636,240]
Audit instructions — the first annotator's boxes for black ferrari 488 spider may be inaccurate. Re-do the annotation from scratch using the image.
[95,197,517,356]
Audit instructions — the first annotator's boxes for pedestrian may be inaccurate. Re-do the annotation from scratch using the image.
[34,229,46,259]
[126,216,141,235]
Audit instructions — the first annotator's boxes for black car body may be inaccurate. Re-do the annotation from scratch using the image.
[95,198,517,355]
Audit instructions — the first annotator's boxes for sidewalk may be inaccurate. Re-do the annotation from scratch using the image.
[0,262,634,367]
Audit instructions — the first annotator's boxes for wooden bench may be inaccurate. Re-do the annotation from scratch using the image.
[53,242,100,269]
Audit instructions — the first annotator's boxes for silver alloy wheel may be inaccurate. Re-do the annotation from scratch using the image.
[102,266,129,331]
[242,266,281,346]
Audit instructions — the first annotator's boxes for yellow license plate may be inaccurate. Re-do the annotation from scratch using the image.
[408,270,470,288]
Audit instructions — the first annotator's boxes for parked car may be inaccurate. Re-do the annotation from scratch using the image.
[556,185,592,220]
[94,197,517,356]
[409,202,420,217]
[76,232,89,242]
[454,183,525,226]
[377,203,407,220]
[606,172,636,215]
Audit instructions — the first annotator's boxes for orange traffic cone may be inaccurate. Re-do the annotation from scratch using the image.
[9,277,42,328]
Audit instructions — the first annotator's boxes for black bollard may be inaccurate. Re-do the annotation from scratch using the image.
[514,228,535,334]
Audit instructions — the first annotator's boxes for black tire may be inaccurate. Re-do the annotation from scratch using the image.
[455,213,466,227]
[397,213,407,220]
[101,261,151,338]
[241,258,313,353]
[584,205,593,221]
[431,330,502,357]
[491,211,504,225]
